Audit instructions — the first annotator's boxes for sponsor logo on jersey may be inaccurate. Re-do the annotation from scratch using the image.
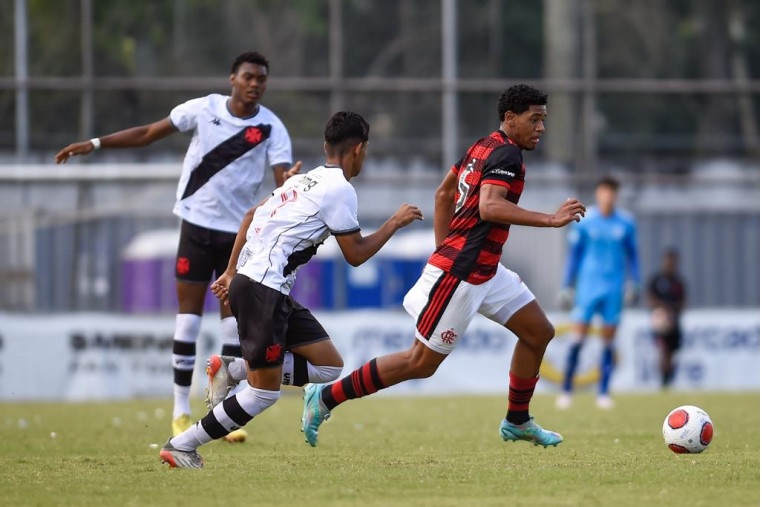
[210,117,221,126]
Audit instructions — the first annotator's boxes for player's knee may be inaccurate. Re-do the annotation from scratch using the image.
[521,322,555,352]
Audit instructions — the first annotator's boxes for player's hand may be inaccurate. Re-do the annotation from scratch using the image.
[549,198,586,228]
[284,160,302,180]
[558,287,575,311]
[211,271,235,306]
[55,141,95,164]
[391,204,424,229]
[624,282,640,307]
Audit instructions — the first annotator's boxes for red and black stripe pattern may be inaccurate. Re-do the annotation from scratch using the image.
[415,271,460,340]
[505,373,539,424]
[321,358,385,410]
[429,130,525,285]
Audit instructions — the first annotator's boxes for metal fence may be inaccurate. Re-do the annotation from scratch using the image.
[0,164,757,312]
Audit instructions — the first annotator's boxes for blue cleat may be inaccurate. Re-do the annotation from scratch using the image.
[302,383,331,447]
[499,416,563,448]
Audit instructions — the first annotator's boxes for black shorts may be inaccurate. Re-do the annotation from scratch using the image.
[175,220,237,283]
[655,328,682,353]
[227,274,330,370]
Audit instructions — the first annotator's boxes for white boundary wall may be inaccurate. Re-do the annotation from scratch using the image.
[0,310,757,401]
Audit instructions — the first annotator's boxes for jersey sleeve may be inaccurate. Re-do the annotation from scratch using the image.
[169,97,206,132]
[266,118,293,167]
[321,185,361,236]
[450,156,464,174]
[480,145,522,189]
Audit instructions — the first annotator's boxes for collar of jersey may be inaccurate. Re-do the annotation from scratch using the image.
[225,98,260,120]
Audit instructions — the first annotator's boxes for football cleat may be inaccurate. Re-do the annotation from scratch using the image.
[596,395,615,410]
[172,414,193,437]
[555,393,572,410]
[159,438,204,469]
[205,355,238,410]
[222,428,248,443]
[301,383,331,447]
[499,416,563,448]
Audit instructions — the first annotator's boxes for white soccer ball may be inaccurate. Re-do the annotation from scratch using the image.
[662,405,714,454]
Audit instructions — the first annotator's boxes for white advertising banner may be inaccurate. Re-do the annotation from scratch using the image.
[0,310,757,401]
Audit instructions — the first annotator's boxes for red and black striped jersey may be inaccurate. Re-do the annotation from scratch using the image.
[428,130,525,285]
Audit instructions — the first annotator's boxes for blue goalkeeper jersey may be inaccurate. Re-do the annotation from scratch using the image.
[562,206,640,296]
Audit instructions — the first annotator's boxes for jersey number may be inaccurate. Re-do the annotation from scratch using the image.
[454,158,477,214]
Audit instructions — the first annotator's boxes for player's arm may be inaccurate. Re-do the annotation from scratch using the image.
[210,196,269,304]
[433,169,458,247]
[54,118,177,164]
[646,277,662,309]
[272,161,303,187]
[479,185,585,228]
[335,204,423,267]
[624,221,642,285]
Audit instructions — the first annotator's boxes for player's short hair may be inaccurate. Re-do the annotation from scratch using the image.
[324,112,370,148]
[596,176,620,191]
[497,84,548,120]
[230,51,269,74]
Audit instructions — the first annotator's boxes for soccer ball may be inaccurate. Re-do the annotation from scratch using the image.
[662,405,714,454]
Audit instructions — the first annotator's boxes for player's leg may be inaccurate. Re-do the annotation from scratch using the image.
[209,232,249,442]
[302,266,471,446]
[480,266,561,447]
[659,328,681,388]
[557,293,598,409]
[596,292,623,409]
[207,303,344,410]
[162,275,288,467]
[301,339,448,446]
[171,221,214,435]
[282,302,344,386]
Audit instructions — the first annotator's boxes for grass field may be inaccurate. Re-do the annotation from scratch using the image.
[1,392,758,507]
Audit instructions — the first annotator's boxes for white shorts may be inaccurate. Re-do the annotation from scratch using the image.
[403,263,535,355]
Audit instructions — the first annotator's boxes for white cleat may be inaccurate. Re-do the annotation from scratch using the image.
[596,395,615,410]
[205,355,238,410]
[555,393,572,410]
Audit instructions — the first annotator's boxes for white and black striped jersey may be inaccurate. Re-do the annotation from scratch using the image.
[170,93,292,233]
[237,165,361,294]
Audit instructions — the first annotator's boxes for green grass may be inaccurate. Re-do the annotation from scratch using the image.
[1,392,758,507]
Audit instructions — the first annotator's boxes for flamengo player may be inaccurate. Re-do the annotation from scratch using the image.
[55,51,305,442]
[159,112,423,468]
[302,84,586,448]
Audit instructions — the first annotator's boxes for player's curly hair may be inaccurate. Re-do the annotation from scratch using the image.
[324,111,370,146]
[230,51,269,74]
[497,84,548,120]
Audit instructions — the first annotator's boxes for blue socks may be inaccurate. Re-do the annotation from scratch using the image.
[599,345,615,395]
[563,342,582,393]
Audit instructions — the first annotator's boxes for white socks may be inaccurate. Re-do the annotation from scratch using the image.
[172,313,202,419]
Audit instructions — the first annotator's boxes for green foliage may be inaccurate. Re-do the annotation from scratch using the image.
[1,392,758,506]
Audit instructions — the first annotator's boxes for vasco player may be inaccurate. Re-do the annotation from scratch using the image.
[302,84,586,448]
[55,51,302,441]
[158,112,423,468]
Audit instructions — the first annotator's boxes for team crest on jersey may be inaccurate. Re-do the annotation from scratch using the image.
[176,257,190,275]
[265,344,282,363]
[245,126,264,145]
[440,329,458,344]
[209,117,221,126]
